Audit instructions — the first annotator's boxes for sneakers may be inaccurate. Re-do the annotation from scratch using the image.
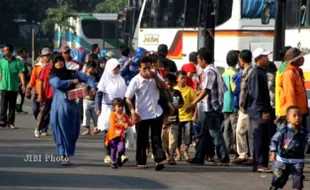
[8,124,18,129]
[104,156,111,163]
[41,132,48,136]
[121,155,128,165]
[111,162,118,169]
[34,129,40,137]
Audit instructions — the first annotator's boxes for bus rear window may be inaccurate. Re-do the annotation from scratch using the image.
[81,20,117,39]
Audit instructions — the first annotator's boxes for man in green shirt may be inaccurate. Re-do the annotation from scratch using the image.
[0,44,26,129]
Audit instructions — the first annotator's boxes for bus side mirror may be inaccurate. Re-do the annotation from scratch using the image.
[261,2,271,25]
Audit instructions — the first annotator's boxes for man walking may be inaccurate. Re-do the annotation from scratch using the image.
[0,44,26,129]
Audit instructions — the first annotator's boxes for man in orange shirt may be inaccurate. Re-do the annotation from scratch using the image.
[280,48,308,127]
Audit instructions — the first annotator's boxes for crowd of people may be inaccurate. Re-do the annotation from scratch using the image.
[1,43,310,189]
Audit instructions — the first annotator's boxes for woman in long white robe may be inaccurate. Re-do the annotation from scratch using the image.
[95,58,127,132]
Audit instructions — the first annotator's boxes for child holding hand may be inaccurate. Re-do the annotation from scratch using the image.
[105,98,133,169]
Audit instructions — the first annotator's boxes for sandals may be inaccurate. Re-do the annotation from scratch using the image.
[92,128,100,135]
[137,165,148,169]
[256,167,272,173]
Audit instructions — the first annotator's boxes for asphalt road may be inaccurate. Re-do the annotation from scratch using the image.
[0,100,309,190]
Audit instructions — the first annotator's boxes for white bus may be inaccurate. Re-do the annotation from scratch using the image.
[54,13,124,54]
[281,0,310,100]
[126,0,276,70]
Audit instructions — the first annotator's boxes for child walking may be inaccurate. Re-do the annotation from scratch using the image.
[105,98,133,169]
[161,73,184,165]
[269,106,310,190]
[82,62,98,135]
[174,71,196,160]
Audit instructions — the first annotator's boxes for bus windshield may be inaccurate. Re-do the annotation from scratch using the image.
[241,0,276,18]
[140,0,234,28]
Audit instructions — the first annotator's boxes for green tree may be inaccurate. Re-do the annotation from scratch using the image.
[41,2,76,48]
[94,0,128,13]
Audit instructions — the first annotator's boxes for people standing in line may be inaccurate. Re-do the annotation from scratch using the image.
[125,56,167,170]
[49,54,96,165]
[246,48,272,172]
[105,98,133,169]
[174,71,196,161]
[274,46,291,122]
[232,50,253,165]
[158,44,178,73]
[279,48,308,128]
[95,58,127,163]
[0,44,26,129]
[186,47,230,165]
[269,106,310,190]
[16,48,30,114]
[161,73,184,165]
[267,61,277,138]
[81,62,99,136]
[222,50,239,155]
[35,48,53,137]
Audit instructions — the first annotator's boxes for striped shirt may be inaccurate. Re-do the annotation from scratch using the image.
[201,64,227,112]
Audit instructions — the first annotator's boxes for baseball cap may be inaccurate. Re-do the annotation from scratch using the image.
[106,51,115,58]
[60,45,71,53]
[284,48,308,63]
[253,47,272,60]
[40,47,52,56]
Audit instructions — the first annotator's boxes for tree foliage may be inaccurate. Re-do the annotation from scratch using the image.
[41,2,76,33]
[95,0,128,13]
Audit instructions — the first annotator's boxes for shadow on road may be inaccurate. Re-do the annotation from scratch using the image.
[0,171,168,189]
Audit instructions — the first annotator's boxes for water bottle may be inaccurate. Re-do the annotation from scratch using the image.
[172,96,179,106]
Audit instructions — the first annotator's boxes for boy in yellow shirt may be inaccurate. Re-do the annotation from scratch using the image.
[174,71,196,160]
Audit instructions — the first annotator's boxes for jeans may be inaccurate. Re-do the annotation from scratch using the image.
[0,90,18,126]
[195,111,230,163]
[82,99,98,127]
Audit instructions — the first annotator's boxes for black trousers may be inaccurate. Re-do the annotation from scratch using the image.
[249,118,270,169]
[135,116,165,165]
[36,99,52,132]
[0,90,18,126]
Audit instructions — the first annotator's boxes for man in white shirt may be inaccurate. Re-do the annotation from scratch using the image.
[125,56,168,171]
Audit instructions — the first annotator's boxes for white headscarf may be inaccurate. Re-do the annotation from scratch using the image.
[98,58,127,99]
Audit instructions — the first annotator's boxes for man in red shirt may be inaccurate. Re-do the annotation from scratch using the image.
[35,47,53,137]
[181,52,198,90]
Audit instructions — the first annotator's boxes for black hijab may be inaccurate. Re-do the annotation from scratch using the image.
[49,53,75,80]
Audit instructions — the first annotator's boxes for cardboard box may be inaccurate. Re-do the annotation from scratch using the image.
[67,87,88,100]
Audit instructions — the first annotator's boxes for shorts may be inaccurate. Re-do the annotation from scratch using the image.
[178,121,192,146]
[271,160,304,189]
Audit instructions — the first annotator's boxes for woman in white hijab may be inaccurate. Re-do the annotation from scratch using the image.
[95,58,127,163]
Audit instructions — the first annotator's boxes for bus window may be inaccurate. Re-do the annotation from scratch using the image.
[241,0,276,19]
[140,0,185,28]
[102,22,117,39]
[300,0,307,27]
[184,0,199,27]
[215,0,233,26]
[286,0,300,28]
[140,0,169,28]
[81,20,102,39]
